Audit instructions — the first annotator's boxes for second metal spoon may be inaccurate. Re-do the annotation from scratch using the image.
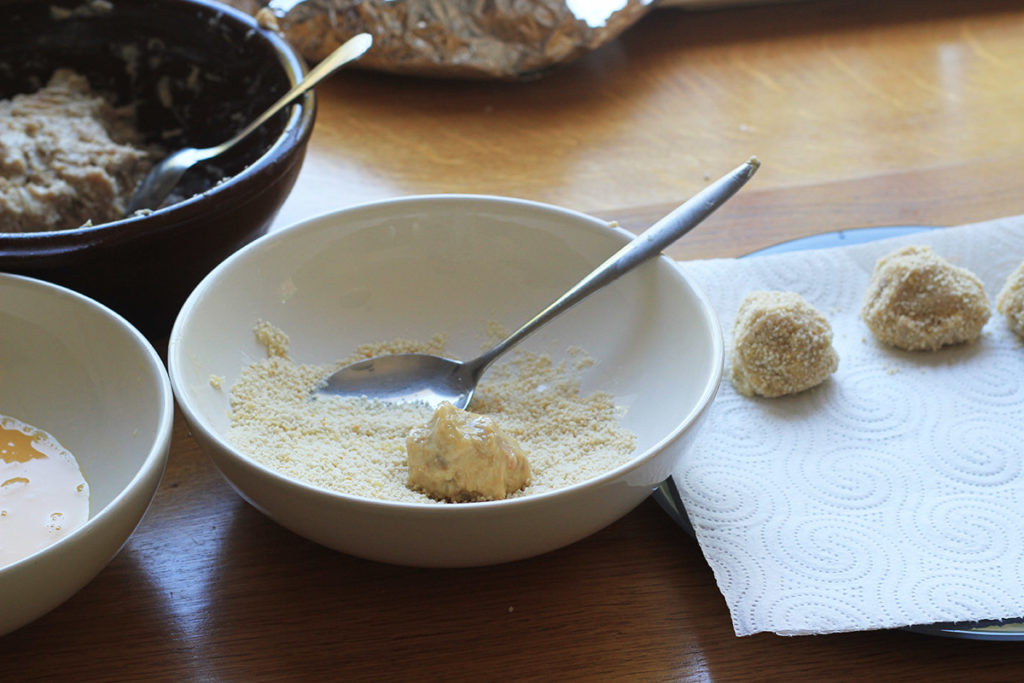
[127,32,373,214]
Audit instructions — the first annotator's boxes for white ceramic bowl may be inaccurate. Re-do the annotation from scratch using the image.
[0,274,173,635]
[169,195,723,567]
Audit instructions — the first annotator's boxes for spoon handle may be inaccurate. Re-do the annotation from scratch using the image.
[217,33,373,154]
[464,157,760,380]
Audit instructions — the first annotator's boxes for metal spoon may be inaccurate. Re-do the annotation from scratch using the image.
[126,32,373,214]
[316,157,760,410]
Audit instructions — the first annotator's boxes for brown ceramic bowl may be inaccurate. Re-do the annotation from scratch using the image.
[0,0,315,337]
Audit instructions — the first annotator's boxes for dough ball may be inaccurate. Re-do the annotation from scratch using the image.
[730,291,839,398]
[996,261,1024,338]
[860,245,990,351]
[406,402,531,503]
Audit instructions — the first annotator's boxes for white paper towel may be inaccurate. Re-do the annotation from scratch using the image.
[674,217,1024,636]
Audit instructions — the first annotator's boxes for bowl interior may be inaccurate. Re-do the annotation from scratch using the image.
[0,275,171,516]
[0,0,299,210]
[172,195,722,481]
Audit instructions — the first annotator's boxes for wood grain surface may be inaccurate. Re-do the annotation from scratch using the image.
[5,0,1024,679]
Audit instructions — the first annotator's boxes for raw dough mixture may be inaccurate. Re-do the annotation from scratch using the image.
[0,69,153,232]
[407,401,531,502]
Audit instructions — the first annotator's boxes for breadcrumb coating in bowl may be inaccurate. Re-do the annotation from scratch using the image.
[730,290,839,398]
[860,245,990,351]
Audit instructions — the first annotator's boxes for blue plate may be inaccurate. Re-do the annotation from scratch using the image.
[746,225,930,256]
[654,226,1024,641]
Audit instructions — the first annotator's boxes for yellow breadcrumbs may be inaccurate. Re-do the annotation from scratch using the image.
[227,321,637,504]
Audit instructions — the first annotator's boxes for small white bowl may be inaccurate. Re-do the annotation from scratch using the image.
[169,195,723,567]
[0,274,173,636]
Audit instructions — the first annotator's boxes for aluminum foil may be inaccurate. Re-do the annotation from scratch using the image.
[223,0,656,79]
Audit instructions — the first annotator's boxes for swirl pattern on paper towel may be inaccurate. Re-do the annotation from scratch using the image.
[753,592,878,635]
[944,345,1024,408]
[696,392,791,457]
[790,445,903,510]
[677,460,774,532]
[742,249,857,313]
[902,496,1013,565]
[926,416,1022,487]
[822,361,928,437]
[909,574,1023,623]
[696,538,770,617]
[765,518,884,583]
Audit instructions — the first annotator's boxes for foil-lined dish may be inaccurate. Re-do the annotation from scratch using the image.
[222,0,656,79]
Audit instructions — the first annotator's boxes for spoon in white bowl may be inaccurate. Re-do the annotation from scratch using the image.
[126,32,373,214]
[314,157,760,410]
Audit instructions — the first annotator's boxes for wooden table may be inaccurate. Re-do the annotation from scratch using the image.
[6,0,1024,678]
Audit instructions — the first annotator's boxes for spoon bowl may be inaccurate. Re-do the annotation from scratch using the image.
[320,353,475,407]
[316,157,758,410]
[127,33,372,213]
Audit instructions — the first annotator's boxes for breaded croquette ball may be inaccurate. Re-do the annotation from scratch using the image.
[996,261,1024,338]
[860,245,990,351]
[730,291,839,398]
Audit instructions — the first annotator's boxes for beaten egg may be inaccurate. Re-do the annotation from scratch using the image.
[0,415,89,568]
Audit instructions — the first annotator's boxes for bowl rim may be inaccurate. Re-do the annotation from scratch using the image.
[0,272,174,574]
[169,193,725,514]
[0,0,314,248]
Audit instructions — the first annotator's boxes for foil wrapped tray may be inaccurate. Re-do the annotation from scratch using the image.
[222,0,657,79]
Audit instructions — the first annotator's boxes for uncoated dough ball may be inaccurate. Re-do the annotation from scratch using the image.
[730,291,839,398]
[996,261,1024,338]
[406,402,531,502]
[860,245,990,351]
